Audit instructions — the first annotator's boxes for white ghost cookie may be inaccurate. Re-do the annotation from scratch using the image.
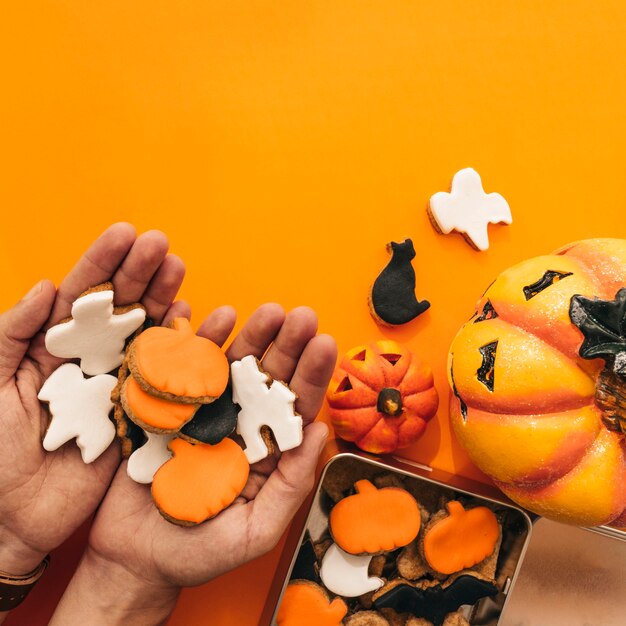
[320,543,384,597]
[231,355,302,464]
[38,363,117,463]
[127,431,175,484]
[428,168,512,251]
[45,283,146,375]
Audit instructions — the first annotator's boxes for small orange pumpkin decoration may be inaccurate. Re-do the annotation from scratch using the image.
[277,581,347,626]
[326,340,439,454]
[130,317,229,402]
[329,479,420,554]
[423,501,499,574]
[449,239,626,526]
[152,438,249,525]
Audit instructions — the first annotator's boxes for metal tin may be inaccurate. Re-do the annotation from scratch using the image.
[262,440,534,625]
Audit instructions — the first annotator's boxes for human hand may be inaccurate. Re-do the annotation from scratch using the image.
[50,304,337,625]
[0,223,186,592]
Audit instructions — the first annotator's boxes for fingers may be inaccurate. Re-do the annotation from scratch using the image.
[139,254,186,324]
[247,421,329,555]
[226,303,285,362]
[260,307,318,383]
[288,334,337,425]
[161,300,192,327]
[196,306,237,347]
[50,222,137,322]
[0,280,56,384]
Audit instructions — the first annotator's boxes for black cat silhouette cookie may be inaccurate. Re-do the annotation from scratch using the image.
[369,239,430,326]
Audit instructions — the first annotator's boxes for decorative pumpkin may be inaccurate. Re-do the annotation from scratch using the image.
[423,501,499,574]
[151,438,249,525]
[448,238,626,526]
[277,581,347,626]
[130,317,229,402]
[326,340,439,454]
[329,479,420,554]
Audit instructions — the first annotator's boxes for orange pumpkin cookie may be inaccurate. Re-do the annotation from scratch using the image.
[129,317,229,403]
[448,238,626,526]
[277,580,347,626]
[121,375,199,433]
[151,438,249,526]
[330,479,420,555]
[327,340,439,454]
[422,501,499,575]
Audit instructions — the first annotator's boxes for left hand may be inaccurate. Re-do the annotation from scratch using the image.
[50,303,337,625]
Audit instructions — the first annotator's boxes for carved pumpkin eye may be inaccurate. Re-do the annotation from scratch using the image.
[351,349,367,361]
[477,341,498,391]
[523,270,573,301]
[380,353,402,366]
[474,300,498,323]
[335,376,353,393]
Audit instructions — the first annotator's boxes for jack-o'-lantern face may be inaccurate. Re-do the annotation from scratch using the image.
[448,238,626,527]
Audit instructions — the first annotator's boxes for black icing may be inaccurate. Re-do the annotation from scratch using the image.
[475,300,498,323]
[523,270,572,301]
[373,575,498,625]
[371,239,430,325]
[477,341,498,392]
[180,382,240,444]
[449,359,468,421]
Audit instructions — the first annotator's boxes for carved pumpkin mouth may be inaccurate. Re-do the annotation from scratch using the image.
[377,388,403,416]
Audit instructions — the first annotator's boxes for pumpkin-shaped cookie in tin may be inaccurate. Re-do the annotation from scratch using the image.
[327,340,439,454]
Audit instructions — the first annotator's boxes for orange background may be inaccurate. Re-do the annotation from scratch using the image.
[1,1,625,624]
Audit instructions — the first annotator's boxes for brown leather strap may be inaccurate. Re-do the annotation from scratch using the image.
[0,555,50,612]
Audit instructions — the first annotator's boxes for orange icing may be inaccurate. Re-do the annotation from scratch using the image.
[123,376,197,431]
[329,479,420,554]
[423,501,499,574]
[151,438,249,524]
[276,581,347,626]
[133,317,229,399]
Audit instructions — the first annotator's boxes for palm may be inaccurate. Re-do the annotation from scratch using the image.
[0,223,187,572]
[89,303,336,588]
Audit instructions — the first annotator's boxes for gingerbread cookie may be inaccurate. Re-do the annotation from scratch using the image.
[422,502,499,575]
[179,383,239,445]
[111,359,146,457]
[127,431,175,484]
[428,168,512,251]
[231,355,302,464]
[369,239,430,326]
[128,317,229,403]
[345,611,390,626]
[38,363,117,463]
[45,283,146,375]
[151,438,249,525]
[319,543,384,598]
[277,580,347,626]
[329,480,420,555]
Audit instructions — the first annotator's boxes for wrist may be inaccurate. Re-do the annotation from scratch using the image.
[0,527,47,576]
[50,547,179,626]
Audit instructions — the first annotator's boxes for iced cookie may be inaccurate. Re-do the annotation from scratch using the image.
[319,543,384,598]
[422,502,499,575]
[120,375,199,433]
[179,383,239,445]
[127,431,175,484]
[45,283,146,375]
[231,355,302,464]
[277,580,347,626]
[369,239,430,326]
[128,317,229,403]
[428,168,512,251]
[38,363,117,463]
[152,438,249,525]
[330,480,420,555]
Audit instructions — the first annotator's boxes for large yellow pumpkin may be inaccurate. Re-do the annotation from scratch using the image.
[448,239,626,527]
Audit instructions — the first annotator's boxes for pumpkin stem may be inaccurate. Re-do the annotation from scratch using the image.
[377,388,403,416]
[354,479,377,494]
[595,368,626,435]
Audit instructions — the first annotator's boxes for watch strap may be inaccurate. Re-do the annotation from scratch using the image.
[0,555,50,612]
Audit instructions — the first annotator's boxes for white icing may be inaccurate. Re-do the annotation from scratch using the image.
[127,431,174,484]
[231,355,302,464]
[429,168,512,251]
[45,289,146,375]
[38,363,117,464]
[319,543,384,598]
